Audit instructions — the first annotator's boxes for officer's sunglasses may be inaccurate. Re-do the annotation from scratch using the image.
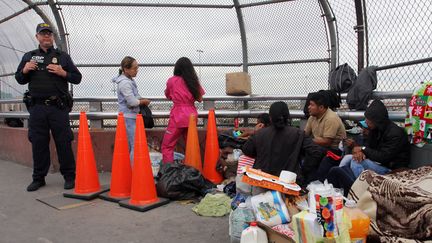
[38,31,53,36]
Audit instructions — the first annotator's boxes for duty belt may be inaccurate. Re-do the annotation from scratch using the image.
[32,96,59,106]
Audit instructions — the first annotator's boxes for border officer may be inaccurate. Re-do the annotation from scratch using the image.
[15,23,82,191]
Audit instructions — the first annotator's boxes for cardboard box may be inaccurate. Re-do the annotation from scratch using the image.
[257,222,295,243]
[242,167,301,196]
[226,72,251,96]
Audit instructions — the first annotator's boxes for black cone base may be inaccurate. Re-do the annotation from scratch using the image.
[119,197,170,212]
[99,191,130,203]
[63,185,109,201]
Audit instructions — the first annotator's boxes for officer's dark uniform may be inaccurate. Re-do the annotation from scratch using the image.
[15,46,82,189]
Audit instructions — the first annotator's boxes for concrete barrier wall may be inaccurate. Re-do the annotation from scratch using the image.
[0,125,208,172]
[2,125,429,172]
[0,126,36,168]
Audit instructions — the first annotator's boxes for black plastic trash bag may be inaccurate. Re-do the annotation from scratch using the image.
[156,163,215,200]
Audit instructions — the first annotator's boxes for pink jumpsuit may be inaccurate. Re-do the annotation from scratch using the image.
[161,75,205,163]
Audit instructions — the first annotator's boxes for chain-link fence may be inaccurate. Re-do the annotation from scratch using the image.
[367,0,432,91]
[1,0,431,110]
[329,0,431,89]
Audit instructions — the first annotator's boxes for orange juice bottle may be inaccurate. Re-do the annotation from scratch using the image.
[344,200,370,243]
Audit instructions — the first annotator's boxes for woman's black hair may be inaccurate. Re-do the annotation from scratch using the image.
[119,56,136,76]
[173,57,201,100]
[257,113,271,127]
[269,101,291,129]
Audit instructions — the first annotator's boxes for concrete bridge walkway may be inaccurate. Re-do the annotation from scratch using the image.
[0,159,229,243]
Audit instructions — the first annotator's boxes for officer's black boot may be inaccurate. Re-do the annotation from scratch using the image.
[27,179,46,192]
[64,179,75,190]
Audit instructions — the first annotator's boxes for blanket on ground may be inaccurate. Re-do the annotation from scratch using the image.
[349,166,432,243]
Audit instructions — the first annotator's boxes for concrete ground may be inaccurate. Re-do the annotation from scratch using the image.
[0,159,229,243]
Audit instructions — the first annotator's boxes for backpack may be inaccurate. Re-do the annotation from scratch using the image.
[139,105,154,128]
[303,90,341,118]
[346,66,378,110]
[5,118,24,127]
[329,63,357,93]
[320,89,341,110]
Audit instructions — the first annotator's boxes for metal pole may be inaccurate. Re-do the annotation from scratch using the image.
[233,0,248,73]
[47,0,68,52]
[74,58,329,68]
[318,0,338,71]
[240,0,295,8]
[47,0,74,95]
[376,57,432,71]
[233,0,249,126]
[354,0,365,72]
[362,0,369,67]
[56,2,233,8]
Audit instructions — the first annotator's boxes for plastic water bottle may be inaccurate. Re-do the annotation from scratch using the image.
[344,200,370,243]
[229,203,255,243]
[240,222,268,243]
[149,152,162,177]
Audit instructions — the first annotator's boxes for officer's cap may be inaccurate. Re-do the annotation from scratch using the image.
[36,23,53,33]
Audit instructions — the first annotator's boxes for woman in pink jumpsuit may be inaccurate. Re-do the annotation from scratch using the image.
[162,57,205,163]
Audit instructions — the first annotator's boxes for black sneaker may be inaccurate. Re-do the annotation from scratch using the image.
[64,179,75,190]
[26,180,46,192]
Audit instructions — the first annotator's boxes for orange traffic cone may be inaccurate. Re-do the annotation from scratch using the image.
[119,114,169,212]
[203,109,223,184]
[184,114,202,172]
[64,112,108,200]
[100,113,132,202]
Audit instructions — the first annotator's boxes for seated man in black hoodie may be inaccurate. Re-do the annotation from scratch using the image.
[242,101,324,186]
[327,99,410,195]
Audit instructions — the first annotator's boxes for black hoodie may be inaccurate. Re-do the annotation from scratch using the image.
[242,102,324,185]
[363,100,410,169]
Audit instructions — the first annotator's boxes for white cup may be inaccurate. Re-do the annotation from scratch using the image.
[279,170,297,184]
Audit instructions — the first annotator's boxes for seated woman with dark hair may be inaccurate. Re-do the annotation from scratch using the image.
[242,101,324,185]
[217,113,271,179]
[237,113,271,139]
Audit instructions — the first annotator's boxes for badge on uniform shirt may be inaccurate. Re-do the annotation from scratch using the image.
[32,55,44,64]
[52,57,58,64]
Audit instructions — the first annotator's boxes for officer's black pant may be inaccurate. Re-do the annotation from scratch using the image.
[28,104,75,181]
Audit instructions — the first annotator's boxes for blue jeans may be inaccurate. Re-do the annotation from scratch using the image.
[125,117,136,163]
[350,158,391,178]
[339,154,352,167]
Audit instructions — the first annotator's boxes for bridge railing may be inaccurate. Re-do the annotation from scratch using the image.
[0,90,411,128]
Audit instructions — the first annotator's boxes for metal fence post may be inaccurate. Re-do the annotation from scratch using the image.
[89,101,102,128]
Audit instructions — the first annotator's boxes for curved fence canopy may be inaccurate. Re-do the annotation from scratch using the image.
[0,0,431,99]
